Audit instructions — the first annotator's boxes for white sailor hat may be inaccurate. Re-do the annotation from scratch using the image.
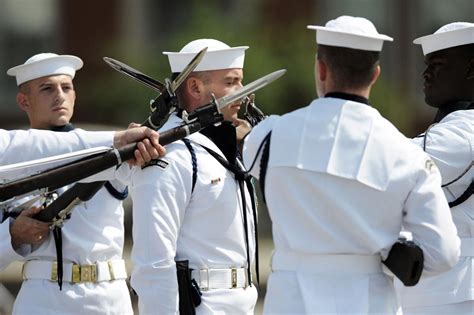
[413,22,474,55]
[7,53,83,86]
[163,39,248,72]
[307,15,393,52]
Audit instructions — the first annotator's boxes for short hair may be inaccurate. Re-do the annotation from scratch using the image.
[317,45,380,90]
[19,82,31,94]
[452,43,474,58]
[171,71,212,107]
[172,71,211,98]
[171,71,211,84]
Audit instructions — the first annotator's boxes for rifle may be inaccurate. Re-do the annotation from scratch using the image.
[0,69,287,224]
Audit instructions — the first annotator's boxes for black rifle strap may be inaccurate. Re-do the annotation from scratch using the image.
[182,139,198,193]
[52,226,63,290]
[199,144,258,287]
[259,132,272,204]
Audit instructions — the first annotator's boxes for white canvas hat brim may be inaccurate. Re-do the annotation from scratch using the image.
[7,55,83,86]
[163,46,248,72]
[413,26,474,55]
[307,25,393,51]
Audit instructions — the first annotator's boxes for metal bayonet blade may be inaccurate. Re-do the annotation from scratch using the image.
[103,57,165,93]
[170,47,208,93]
[215,69,286,110]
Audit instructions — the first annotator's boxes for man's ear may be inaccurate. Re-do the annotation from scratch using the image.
[186,77,204,100]
[466,57,474,80]
[371,65,381,85]
[16,93,29,112]
[317,59,327,82]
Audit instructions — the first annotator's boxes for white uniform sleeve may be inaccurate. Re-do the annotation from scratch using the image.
[242,115,280,178]
[0,220,25,271]
[402,153,460,277]
[129,148,192,314]
[0,129,114,166]
[412,112,473,185]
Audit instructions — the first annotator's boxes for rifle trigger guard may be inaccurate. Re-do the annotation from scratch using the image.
[50,197,79,229]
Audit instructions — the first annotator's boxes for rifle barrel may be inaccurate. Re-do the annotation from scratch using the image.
[0,121,202,202]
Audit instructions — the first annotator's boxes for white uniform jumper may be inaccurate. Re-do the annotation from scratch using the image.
[0,129,132,315]
[397,109,474,313]
[243,95,460,314]
[125,114,258,314]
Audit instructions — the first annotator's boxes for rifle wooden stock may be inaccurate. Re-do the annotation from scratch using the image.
[0,122,202,202]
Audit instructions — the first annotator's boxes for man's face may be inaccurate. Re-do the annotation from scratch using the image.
[201,68,243,121]
[18,74,75,129]
[422,47,470,108]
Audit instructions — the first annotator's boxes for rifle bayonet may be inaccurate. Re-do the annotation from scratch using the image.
[104,47,208,130]
[102,57,165,93]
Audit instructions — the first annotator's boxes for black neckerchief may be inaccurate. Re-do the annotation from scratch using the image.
[433,101,474,123]
[325,92,370,105]
[176,109,240,162]
[200,122,239,165]
[50,123,74,132]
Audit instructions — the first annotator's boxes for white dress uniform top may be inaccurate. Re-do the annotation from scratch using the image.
[395,23,474,314]
[0,128,114,271]
[243,98,460,315]
[123,114,258,314]
[243,16,460,314]
[397,110,474,312]
[0,54,133,315]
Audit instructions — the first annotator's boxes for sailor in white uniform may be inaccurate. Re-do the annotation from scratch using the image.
[242,16,460,314]
[123,39,258,314]
[396,22,474,315]
[0,53,163,314]
[0,129,163,269]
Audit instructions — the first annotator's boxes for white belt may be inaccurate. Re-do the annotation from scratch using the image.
[191,267,249,290]
[22,259,127,283]
[272,251,382,274]
[460,238,474,257]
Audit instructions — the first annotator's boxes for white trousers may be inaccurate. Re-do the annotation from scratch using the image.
[402,300,474,315]
[13,279,133,315]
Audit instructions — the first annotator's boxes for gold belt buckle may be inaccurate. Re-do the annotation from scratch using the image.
[231,268,238,289]
[51,262,58,282]
[72,264,97,283]
[72,265,81,283]
[80,264,97,283]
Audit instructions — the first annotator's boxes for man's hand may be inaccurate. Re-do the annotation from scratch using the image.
[113,125,166,166]
[233,118,252,147]
[10,207,49,250]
